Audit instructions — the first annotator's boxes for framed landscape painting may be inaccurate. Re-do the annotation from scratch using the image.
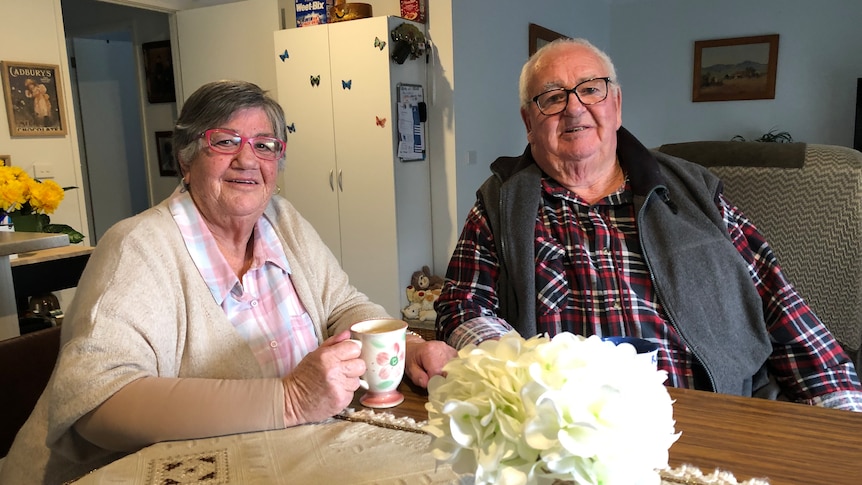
[1,61,68,136]
[692,34,779,102]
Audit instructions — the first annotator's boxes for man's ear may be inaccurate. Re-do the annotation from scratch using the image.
[520,107,532,136]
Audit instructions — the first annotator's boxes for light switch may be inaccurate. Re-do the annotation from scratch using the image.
[466,150,477,165]
[33,164,54,179]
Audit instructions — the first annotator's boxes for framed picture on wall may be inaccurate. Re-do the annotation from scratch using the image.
[529,23,567,57]
[0,61,68,136]
[692,34,779,102]
[155,131,178,177]
[142,40,176,103]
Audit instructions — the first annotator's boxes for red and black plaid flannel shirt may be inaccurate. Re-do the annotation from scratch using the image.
[436,175,862,407]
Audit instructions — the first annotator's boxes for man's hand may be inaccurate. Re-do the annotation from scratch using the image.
[404,339,458,388]
[281,331,365,426]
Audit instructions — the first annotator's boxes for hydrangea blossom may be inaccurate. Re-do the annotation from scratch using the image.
[423,332,680,485]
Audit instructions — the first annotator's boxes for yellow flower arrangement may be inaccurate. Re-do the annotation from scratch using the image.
[0,165,84,243]
[0,165,64,214]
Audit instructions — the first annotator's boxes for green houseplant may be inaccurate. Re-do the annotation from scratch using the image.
[731,128,794,143]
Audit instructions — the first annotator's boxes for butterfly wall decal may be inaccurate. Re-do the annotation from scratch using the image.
[342,79,352,90]
[373,37,386,51]
[375,116,386,127]
[310,75,321,87]
[278,49,289,61]
[287,123,296,133]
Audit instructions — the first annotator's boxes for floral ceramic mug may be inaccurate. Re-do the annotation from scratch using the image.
[349,319,407,408]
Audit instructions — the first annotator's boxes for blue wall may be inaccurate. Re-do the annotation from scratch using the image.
[450,0,610,229]
[611,0,862,148]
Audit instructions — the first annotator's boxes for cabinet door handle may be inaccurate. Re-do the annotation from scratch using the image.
[337,170,343,192]
[329,170,335,191]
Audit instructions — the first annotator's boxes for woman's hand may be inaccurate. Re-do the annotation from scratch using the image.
[405,339,457,388]
[281,331,365,426]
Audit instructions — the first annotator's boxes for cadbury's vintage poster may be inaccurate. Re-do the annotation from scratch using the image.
[1,61,67,136]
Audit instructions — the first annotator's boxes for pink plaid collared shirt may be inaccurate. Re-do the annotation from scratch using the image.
[169,189,318,377]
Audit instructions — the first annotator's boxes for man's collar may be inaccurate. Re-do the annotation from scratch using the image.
[493,126,667,197]
[616,126,666,197]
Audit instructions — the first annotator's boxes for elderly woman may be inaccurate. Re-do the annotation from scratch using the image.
[1,80,442,484]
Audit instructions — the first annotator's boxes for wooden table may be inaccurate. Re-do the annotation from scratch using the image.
[370,382,862,485]
[666,388,862,484]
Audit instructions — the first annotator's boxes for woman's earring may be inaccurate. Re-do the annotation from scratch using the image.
[180,178,190,193]
[276,185,282,194]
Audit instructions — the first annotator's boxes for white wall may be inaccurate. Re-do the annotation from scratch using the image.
[175,0,281,99]
[610,0,862,148]
[0,0,90,312]
[0,0,89,241]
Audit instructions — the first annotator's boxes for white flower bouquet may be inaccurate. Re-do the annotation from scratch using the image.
[423,332,680,485]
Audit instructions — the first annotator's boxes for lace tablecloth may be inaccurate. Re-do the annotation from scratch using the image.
[72,409,768,485]
[72,411,459,484]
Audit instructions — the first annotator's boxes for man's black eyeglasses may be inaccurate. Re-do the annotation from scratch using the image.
[532,77,613,115]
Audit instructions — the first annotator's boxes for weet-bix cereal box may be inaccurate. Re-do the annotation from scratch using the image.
[296,0,332,27]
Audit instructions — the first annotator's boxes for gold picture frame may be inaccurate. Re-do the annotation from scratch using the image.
[529,23,566,57]
[1,61,68,136]
[692,34,779,102]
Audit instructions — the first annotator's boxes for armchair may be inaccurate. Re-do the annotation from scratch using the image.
[656,141,862,369]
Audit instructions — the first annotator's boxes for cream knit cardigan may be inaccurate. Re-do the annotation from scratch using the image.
[0,195,389,484]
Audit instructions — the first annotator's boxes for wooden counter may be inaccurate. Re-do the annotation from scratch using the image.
[0,232,69,340]
[10,245,94,267]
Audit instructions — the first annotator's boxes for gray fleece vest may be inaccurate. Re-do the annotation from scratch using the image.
[480,127,773,397]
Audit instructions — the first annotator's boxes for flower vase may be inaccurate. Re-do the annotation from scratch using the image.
[9,213,43,232]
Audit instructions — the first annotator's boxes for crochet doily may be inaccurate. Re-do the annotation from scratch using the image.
[336,407,427,433]
[660,464,770,484]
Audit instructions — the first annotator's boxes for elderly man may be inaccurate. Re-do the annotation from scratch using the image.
[408,38,862,411]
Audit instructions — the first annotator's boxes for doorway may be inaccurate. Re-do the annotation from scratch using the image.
[67,32,149,242]
[61,0,174,243]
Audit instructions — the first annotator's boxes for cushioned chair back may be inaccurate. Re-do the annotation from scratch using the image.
[0,325,61,457]
[657,142,862,367]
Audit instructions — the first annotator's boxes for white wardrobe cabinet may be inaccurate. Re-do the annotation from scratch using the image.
[274,16,432,317]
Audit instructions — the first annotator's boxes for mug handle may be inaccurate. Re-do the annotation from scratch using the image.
[348,339,370,390]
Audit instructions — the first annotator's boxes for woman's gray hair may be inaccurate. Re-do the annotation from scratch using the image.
[518,37,620,109]
[173,80,287,175]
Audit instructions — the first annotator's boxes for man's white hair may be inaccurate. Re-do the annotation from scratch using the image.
[518,37,620,109]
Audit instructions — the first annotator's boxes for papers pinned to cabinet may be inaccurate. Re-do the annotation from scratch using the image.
[397,83,426,161]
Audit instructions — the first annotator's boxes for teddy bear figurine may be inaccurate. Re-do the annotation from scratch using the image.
[402,284,441,322]
[418,292,437,322]
[410,265,444,291]
[401,302,420,320]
